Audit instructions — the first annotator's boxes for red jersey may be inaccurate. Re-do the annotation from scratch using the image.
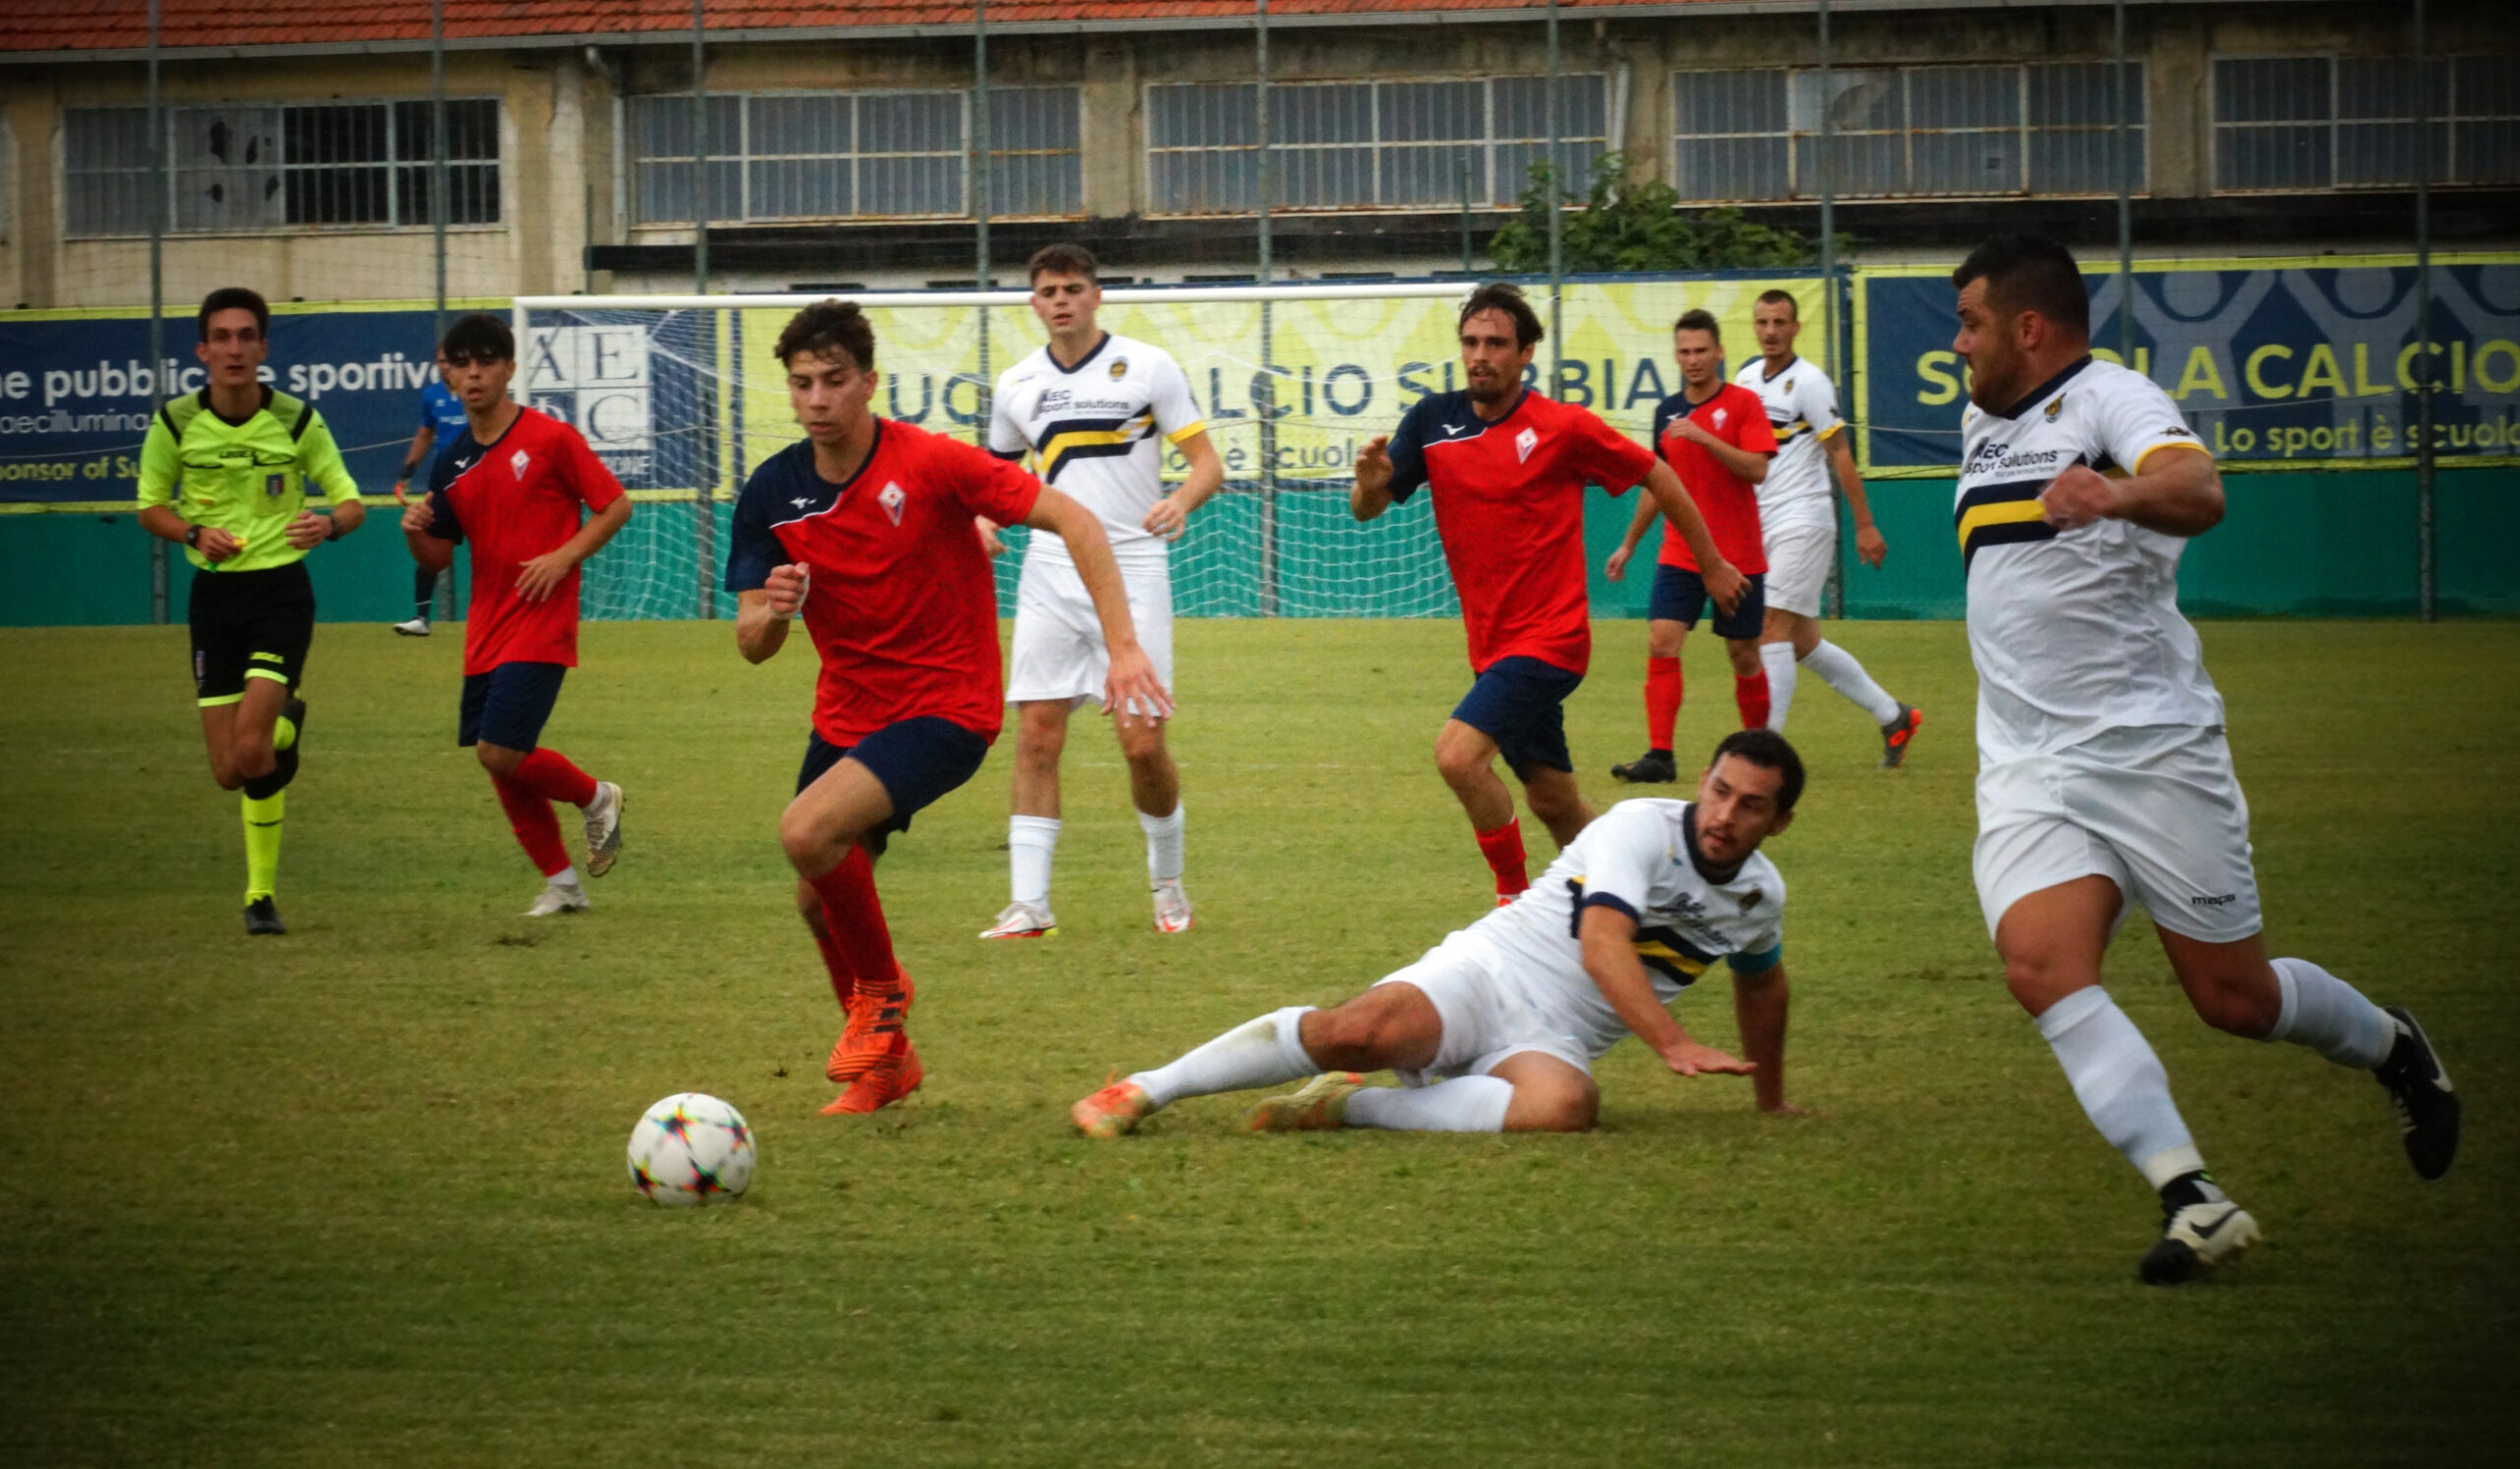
[423,405,627,676]
[724,423,1041,746]
[1652,383,1776,574]
[1385,389,1656,674]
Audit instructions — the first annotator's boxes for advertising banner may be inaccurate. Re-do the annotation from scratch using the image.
[1858,257,2520,474]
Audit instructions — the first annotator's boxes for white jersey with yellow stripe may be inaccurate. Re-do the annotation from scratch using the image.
[990,331,1205,572]
[1734,355,1846,534]
[1956,354,2224,765]
[1469,798,1786,1062]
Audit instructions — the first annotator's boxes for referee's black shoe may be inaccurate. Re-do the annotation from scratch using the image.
[244,896,286,936]
[2374,1005,2459,1180]
[1611,748,1678,784]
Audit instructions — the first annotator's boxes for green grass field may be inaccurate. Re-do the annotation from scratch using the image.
[2,616,2514,1466]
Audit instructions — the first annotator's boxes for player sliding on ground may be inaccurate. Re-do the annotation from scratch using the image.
[980,243,1226,939]
[401,312,632,917]
[1353,282,1743,905]
[135,287,367,936]
[1074,730,1807,1137]
[1948,234,2459,1284]
[727,300,1168,1116]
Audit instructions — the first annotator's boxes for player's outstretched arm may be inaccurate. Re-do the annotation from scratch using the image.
[2042,447,2222,537]
[1641,461,1747,613]
[1826,433,1886,568]
[1025,488,1173,726]
[1579,905,1756,1079]
[733,574,804,664]
[1351,435,1395,522]
[1731,962,1804,1115]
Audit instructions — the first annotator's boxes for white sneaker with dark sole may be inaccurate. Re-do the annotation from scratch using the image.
[392,617,431,637]
[526,881,590,917]
[2138,1199,2262,1285]
[582,781,624,877]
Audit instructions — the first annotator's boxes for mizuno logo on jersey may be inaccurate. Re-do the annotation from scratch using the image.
[1955,477,2059,571]
[790,496,814,509]
[1441,421,1472,437]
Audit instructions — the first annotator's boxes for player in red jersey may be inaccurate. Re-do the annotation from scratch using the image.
[1353,283,1744,903]
[1606,309,1782,782]
[727,299,1169,1116]
[401,313,634,916]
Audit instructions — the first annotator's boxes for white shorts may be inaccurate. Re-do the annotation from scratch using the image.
[1762,520,1836,618]
[1374,930,1595,1086]
[1005,553,1175,709]
[1973,725,2264,943]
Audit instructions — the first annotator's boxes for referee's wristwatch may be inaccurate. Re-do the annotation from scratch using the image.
[183,524,202,548]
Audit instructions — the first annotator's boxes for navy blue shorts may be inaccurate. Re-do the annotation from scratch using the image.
[1450,656,1584,776]
[796,717,991,849]
[1650,564,1766,640]
[459,661,568,750]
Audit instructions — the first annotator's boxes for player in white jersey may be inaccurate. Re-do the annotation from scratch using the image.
[981,243,1227,938]
[1069,732,1808,1138]
[1950,235,2458,1285]
[1736,290,1922,765]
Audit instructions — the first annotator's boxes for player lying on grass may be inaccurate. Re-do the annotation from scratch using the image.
[1947,233,2459,1284]
[727,299,1168,1116]
[1074,730,1806,1137]
[134,287,367,936]
[401,312,632,917]
[1352,282,1743,905]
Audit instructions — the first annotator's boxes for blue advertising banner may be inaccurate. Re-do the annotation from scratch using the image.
[0,302,504,508]
[1857,256,2520,474]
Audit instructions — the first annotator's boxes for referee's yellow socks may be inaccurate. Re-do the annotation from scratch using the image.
[242,791,285,903]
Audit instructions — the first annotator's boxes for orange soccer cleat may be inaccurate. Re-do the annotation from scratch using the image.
[1069,1078,1156,1139]
[827,968,917,1084]
[822,1040,924,1116]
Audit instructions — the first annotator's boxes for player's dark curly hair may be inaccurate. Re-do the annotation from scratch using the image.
[775,298,877,370]
[439,311,515,363]
[197,286,269,342]
[1953,233,2091,338]
[1710,729,1805,813]
[1673,307,1723,343]
[1459,281,1544,349]
[1027,242,1099,283]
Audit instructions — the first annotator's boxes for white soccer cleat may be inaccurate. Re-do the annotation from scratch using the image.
[392,616,431,637]
[1246,1072,1366,1132]
[583,781,624,877]
[1152,878,1194,933]
[526,879,591,918]
[2138,1199,2262,1285]
[980,900,1057,940]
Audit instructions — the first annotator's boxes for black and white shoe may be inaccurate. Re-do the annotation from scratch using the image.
[392,616,431,637]
[2374,1005,2459,1181]
[1611,748,1678,784]
[2138,1197,2262,1286]
[244,896,286,936]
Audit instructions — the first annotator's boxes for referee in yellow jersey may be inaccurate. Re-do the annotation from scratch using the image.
[135,287,367,934]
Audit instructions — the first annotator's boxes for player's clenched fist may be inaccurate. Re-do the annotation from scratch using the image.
[2040,463,2119,531]
[763,562,811,620]
[1701,557,1749,615]
[400,496,435,535]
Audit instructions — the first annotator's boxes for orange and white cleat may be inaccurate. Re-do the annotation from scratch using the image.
[1879,704,1924,769]
[1070,1077,1157,1139]
[1151,879,1194,934]
[823,1041,923,1116]
[827,969,916,1084]
[1245,1072,1365,1132]
[979,901,1058,940]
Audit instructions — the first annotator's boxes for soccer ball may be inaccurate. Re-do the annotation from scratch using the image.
[627,1092,755,1206]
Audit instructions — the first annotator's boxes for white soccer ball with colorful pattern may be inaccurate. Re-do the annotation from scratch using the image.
[627,1093,755,1206]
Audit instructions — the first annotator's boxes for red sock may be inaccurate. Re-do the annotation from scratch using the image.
[491,775,573,876]
[1645,657,1682,752]
[512,746,598,807]
[1734,671,1771,731]
[806,845,901,1000]
[807,912,858,1011]
[1475,818,1530,897]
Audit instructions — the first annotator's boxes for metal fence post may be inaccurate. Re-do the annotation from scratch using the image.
[1545,0,1563,394]
[2415,0,2436,624]
[1818,0,1845,621]
[975,0,992,446]
[432,0,458,621]
[1256,0,1280,618]
[147,0,168,626]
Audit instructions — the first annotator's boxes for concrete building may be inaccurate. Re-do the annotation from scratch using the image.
[2,0,2512,307]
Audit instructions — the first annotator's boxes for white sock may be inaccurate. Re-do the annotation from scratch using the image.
[1801,639,1903,726]
[548,865,581,888]
[1009,815,1061,907]
[2266,957,2394,1068]
[1138,801,1186,884]
[1346,1075,1514,1132]
[1130,1005,1317,1108]
[1759,642,1798,731]
[2037,987,2204,1190]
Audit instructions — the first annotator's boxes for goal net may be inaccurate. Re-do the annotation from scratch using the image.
[512,277,1833,623]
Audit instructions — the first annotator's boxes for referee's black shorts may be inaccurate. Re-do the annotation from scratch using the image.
[189,561,315,706]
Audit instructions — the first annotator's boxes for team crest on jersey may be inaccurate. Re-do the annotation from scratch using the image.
[1515,426,1539,463]
[510,449,532,479]
[1108,357,1128,380]
[264,473,285,497]
[1713,408,1729,428]
[1781,377,1794,393]
[2044,393,2066,422]
[878,481,907,525]
[1738,888,1762,914]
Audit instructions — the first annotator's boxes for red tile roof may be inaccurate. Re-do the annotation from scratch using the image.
[3,1,1727,58]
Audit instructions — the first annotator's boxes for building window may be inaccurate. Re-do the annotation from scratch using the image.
[1145,75,1606,216]
[629,88,1082,224]
[1671,64,2145,202]
[63,100,499,237]
[2215,55,2520,191]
